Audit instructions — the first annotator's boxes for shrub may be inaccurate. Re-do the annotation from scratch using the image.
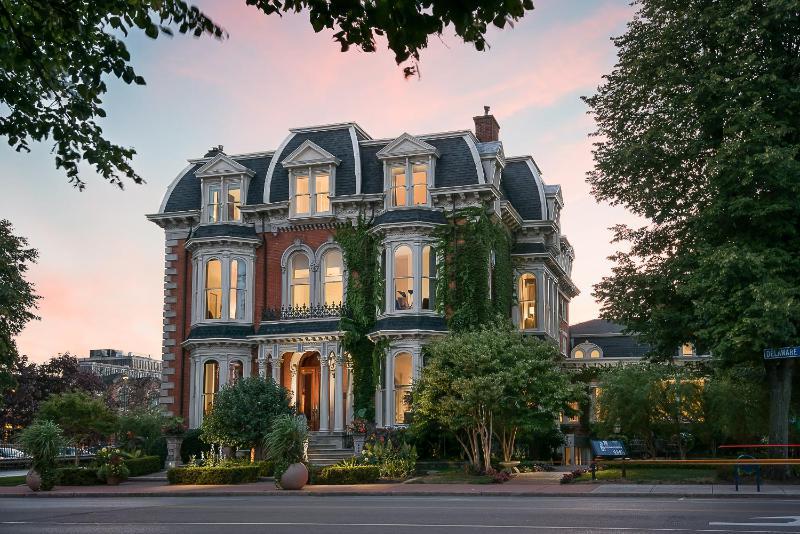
[257,461,274,477]
[167,465,260,485]
[360,438,417,479]
[560,468,588,484]
[181,428,211,463]
[123,456,162,477]
[264,414,308,480]
[486,468,512,484]
[95,447,130,482]
[314,465,380,485]
[18,420,65,490]
[56,467,101,486]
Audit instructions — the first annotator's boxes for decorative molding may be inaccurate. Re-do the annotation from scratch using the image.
[281,139,341,168]
[376,133,439,160]
[195,153,255,179]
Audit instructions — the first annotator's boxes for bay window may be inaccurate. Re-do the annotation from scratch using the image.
[203,360,219,414]
[394,246,414,310]
[197,255,252,323]
[519,273,537,329]
[394,352,412,424]
[229,259,246,320]
[421,245,435,310]
[205,259,223,320]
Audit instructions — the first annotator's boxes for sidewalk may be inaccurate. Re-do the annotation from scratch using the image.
[0,476,797,498]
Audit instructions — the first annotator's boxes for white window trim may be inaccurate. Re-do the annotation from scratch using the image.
[383,240,438,315]
[383,156,435,209]
[189,349,253,428]
[278,243,347,310]
[192,250,255,325]
[289,165,335,218]
[202,176,248,224]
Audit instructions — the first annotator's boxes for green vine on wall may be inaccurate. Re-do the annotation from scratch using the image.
[434,206,514,332]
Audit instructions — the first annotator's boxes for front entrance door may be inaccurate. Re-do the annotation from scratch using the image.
[297,353,320,431]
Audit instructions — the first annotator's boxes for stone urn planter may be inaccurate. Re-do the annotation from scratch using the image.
[279,463,308,490]
[25,469,42,492]
[499,460,521,474]
[165,436,184,469]
[352,433,367,456]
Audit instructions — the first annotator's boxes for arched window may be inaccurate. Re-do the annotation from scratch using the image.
[228,360,243,384]
[322,250,344,305]
[518,274,537,329]
[421,245,436,310]
[205,259,223,319]
[229,259,246,320]
[394,246,414,310]
[290,254,311,308]
[203,360,219,414]
[590,348,601,359]
[394,352,413,424]
[573,349,584,359]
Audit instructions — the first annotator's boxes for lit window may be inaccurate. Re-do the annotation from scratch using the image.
[323,250,344,305]
[292,169,331,217]
[390,164,406,207]
[388,160,429,207]
[421,245,436,310]
[682,344,694,357]
[518,274,537,329]
[412,163,428,205]
[229,259,246,320]
[394,352,412,424]
[226,185,241,221]
[315,172,330,213]
[203,360,219,414]
[294,174,310,215]
[574,349,584,359]
[228,360,243,385]
[590,349,601,359]
[205,259,223,320]
[394,246,414,310]
[290,254,311,307]
[207,185,221,223]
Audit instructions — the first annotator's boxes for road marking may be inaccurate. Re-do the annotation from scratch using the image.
[710,516,800,527]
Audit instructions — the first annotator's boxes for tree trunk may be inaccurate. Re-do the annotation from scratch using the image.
[766,358,794,479]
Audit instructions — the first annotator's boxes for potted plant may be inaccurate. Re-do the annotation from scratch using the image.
[162,416,186,469]
[346,410,373,456]
[95,447,130,485]
[18,420,64,492]
[265,414,309,490]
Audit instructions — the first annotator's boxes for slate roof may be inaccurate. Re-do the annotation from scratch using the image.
[373,208,447,226]
[192,224,258,239]
[426,137,480,188]
[371,315,447,333]
[256,319,341,336]
[359,144,384,194]
[187,324,255,340]
[500,160,544,220]
[512,242,547,255]
[476,141,502,156]
[570,319,625,336]
[574,335,652,359]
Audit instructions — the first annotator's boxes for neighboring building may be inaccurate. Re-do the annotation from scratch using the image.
[147,110,578,430]
[78,349,163,380]
[560,319,709,465]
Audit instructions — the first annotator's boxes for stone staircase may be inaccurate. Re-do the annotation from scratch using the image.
[306,432,355,466]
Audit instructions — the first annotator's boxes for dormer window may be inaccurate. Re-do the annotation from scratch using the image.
[195,152,254,224]
[281,140,340,218]
[377,133,439,210]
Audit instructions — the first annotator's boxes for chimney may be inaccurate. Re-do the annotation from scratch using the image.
[204,144,224,157]
[473,106,500,142]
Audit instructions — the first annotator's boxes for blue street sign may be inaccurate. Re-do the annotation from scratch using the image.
[763,346,800,360]
[590,439,627,458]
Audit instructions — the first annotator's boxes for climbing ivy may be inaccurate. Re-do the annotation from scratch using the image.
[434,206,514,332]
[336,215,381,419]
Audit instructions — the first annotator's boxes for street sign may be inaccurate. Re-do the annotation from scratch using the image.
[590,439,627,458]
[763,346,800,360]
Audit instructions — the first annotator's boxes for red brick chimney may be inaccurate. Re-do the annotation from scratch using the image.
[473,106,500,142]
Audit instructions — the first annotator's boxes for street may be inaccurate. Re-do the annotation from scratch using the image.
[1,495,800,533]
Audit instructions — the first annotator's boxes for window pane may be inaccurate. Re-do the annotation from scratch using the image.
[295,175,310,214]
[229,259,246,319]
[412,163,427,205]
[203,360,219,414]
[315,172,330,213]
[394,352,412,423]
[208,186,221,223]
[590,349,601,359]
[518,274,536,329]
[228,360,243,384]
[291,254,310,307]
[422,245,435,310]
[682,344,694,356]
[205,259,222,319]
[574,350,584,359]
[227,187,241,221]
[394,246,413,310]
[323,250,343,305]
[391,165,406,206]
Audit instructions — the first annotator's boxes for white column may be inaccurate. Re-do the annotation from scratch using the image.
[319,356,330,432]
[333,352,345,432]
[346,359,354,426]
[384,351,394,427]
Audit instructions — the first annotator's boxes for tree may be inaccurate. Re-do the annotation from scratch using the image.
[1,0,534,189]
[584,0,800,471]
[0,220,38,395]
[36,391,117,465]
[413,323,578,472]
[201,376,293,461]
[116,407,167,460]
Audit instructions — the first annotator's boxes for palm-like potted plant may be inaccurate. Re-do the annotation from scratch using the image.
[265,414,309,490]
[18,420,65,491]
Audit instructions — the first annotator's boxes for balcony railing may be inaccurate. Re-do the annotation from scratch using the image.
[261,303,348,321]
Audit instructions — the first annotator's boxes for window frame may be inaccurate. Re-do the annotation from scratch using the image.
[289,252,312,308]
[383,241,439,315]
[289,166,334,218]
[321,249,344,306]
[193,252,254,324]
[383,157,433,209]
[518,273,538,330]
[203,177,245,223]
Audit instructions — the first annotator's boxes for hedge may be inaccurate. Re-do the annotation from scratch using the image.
[167,465,260,485]
[313,465,380,485]
[56,467,101,486]
[123,456,162,477]
[257,461,274,477]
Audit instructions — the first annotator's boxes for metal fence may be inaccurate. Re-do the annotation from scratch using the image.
[0,443,99,469]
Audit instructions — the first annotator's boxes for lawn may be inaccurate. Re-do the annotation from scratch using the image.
[0,475,26,487]
[576,467,719,484]
[407,468,492,484]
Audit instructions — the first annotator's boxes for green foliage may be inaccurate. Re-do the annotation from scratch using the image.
[257,460,274,477]
[336,216,381,419]
[264,414,308,480]
[201,376,293,450]
[122,455,162,477]
[18,419,64,490]
[55,467,100,486]
[167,465,260,485]
[360,439,417,479]
[117,408,167,463]
[97,462,130,482]
[180,428,211,463]
[414,323,579,472]
[314,464,380,485]
[0,220,39,395]
[434,207,513,331]
[36,391,117,457]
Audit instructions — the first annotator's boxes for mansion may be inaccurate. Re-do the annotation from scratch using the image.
[147,110,578,431]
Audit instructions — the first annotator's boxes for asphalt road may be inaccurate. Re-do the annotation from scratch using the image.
[1,495,800,533]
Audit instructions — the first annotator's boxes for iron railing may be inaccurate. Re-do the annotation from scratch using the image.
[261,303,348,321]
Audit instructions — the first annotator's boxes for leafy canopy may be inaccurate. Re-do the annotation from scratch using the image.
[1,0,534,189]
[36,391,117,448]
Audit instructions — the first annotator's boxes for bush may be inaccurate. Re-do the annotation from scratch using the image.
[314,465,380,485]
[56,467,100,486]
[123,456,162,477]
[360,438,417,479]
[257,460,274,477]
[167,465,261,485]
[181,428,211,463]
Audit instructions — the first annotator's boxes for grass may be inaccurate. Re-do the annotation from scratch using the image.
[576,467,719,484]
[0,475,26,487]
[407,467,493,484]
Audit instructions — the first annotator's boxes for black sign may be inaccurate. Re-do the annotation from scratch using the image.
[590,439,627,458]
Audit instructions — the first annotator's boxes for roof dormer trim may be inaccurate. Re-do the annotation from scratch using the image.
[281,139,341,169]
[376,133,440,160]
[195,153,255,179]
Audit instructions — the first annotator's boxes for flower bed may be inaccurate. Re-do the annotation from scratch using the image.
[313,465,380,485]
[167,465,260,485]
[123,456,162,477]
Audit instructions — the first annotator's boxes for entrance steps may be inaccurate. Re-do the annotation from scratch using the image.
[307,431,355,466]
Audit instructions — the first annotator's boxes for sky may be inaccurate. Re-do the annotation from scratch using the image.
[1,0,640,363]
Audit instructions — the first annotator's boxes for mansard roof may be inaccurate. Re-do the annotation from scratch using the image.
[500,158,547,221]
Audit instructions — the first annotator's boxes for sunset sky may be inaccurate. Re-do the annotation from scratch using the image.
[1,0,640,363]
